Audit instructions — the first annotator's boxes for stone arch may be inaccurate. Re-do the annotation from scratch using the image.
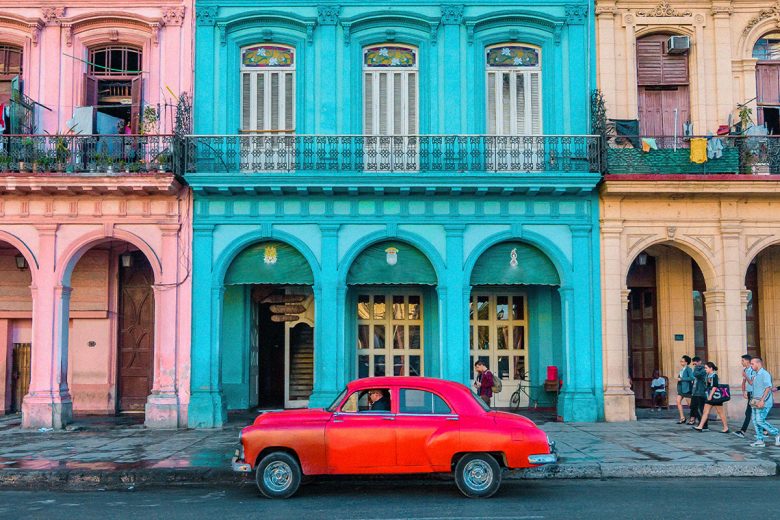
[634,25,694,40]
[0,229,38,279]
[739,16,780,60]
[213,229,321,290]
[337,230,444,287]
[624,236,718,291]
[57,229,162,287]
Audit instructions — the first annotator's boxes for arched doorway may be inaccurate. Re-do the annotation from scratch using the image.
[65,242,155,416]
[220,241,315,410]
[626,246,708,408]
[636,33,690,137]
[754,33,780,134]
[0,240,33,414]
[745,245,780,374]
[347,241,437,379]
[468,241,561,408]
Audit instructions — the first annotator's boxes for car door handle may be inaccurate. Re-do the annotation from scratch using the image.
[382,416,395,421]
[446,417,459,421]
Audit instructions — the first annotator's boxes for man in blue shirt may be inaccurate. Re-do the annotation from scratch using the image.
[748,357,780,448]
[734,354,756,438]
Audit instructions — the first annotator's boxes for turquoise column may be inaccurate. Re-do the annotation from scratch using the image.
[315,6,340,134]
[188,224,227,427]
[440,5,464,133]
[441,225,467,383]
[309,224,340,407]
[194,8,217,134]
[558,224,599,422]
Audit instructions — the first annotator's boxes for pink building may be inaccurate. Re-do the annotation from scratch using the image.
[0,3,193,429]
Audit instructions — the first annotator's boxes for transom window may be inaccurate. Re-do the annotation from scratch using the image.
[357,292,423,378]
[363,45,418,135]
[89,46,142,77]
[0,45,22,77]
[754,33,780,61]
[486,44,542,135]
[240,44,295,133]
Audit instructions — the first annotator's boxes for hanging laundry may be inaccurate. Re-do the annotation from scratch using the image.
[707,137,724,159]
[690,138,708,164]
[641,138,658,152]
[0,104,6,133]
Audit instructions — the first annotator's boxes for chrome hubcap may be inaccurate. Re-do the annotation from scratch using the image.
[263,461,293,492]
[463,460,493,491]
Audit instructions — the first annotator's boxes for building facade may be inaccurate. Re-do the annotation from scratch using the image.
[596,0,780,420]
[0,2,194,429]
[187,1,603,427]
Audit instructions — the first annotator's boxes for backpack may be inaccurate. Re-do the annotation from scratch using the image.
[490,371,502,393]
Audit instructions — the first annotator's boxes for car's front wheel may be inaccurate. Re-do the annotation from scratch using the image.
[454,453,502,498]
[255,451,302,499]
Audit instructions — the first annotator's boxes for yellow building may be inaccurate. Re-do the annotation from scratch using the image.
[597,1,780,421]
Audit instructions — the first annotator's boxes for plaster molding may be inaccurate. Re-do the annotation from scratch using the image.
[626,233,656,256]
[317,5,341,26]
[564,5,588,25]
[595,6,618,18]
[441,5,464,26]
[196,6,219,27]
[41,7,66,26]
[0,12,44,46]
[743,2,780,37]
[686,234,715,256]
[635,0,691,18]
[162,6,186,27]
[745,234,775,258]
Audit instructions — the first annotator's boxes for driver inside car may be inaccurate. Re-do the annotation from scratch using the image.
[365,389,390,412]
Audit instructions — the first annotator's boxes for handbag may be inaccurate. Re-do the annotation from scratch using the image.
[749,397,765,409]
[708,384,731,405]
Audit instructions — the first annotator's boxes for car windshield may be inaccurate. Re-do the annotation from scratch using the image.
[326,387,348,412]
[471,390,491,411]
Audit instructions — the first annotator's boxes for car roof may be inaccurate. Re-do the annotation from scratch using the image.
[347,376,467,392]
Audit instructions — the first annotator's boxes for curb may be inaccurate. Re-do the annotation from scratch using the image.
[1,460,777,490]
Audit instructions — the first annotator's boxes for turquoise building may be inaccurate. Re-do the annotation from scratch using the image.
[187,1,602,427]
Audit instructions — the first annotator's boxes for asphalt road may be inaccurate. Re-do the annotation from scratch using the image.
[1,477,777,520]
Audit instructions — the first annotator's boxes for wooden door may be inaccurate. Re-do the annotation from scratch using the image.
[756,63,780,127]
[638,86,690,137]
[117,251,155,412]
[10,343,31,413]
[627,288,658,408]
[130,77,143,133]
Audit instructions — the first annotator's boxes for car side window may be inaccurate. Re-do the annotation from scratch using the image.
[341,389,392,413]
[399,389,452,414]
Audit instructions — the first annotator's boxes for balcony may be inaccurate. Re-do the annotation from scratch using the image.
[0,135,179,195]
[605,135,780,175]
[184,135,602,175]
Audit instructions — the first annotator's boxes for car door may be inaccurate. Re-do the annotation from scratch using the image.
[324,388,397,474]
[394,388,459,471]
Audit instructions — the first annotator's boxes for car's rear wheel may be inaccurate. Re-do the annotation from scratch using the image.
[255,452,302,499]
[454,453,502,498]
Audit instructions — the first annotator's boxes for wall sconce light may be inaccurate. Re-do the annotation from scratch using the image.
[15,254,27,270]
[120,252,133,268]
[637,252,648,266]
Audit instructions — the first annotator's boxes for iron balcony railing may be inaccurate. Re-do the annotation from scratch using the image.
[184,135,602,174]
[605,134,780,175]
[0,134,175,174]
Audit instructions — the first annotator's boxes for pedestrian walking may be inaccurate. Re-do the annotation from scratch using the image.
[473,360,494,406]
[693,362,729,433]
[676,355,694,424]
[689,356,707,426]
[748,357,780,448]
[650,370,666,411]
[734,354,756,439]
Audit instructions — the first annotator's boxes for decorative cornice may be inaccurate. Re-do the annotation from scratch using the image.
[743,2,780,36]
[710,5,733,17]
[636,0,692,17]
[162,6,185,27]
[595,6,618,17]
[41,7,66,26]
[565,5,588,25]
[317,5,341,25]
[441,4,464,25]
[196,6,218,26]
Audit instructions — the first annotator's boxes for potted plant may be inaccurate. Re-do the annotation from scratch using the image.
[156,151,172,172]
[54,137,71,172]
[19,137,35,172]
[0,154,10,172]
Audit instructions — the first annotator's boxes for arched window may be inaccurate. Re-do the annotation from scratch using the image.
[240,44,295,133]
[0,45,22,78]
[754,33,780,134]
[84,45,144,132]
[486,44,542,135]
[363,45,418,135]
[89,46,142,77]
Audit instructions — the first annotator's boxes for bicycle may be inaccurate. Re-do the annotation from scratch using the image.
[509,373,533,410]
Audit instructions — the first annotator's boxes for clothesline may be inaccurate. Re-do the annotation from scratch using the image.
[64,53,149,75]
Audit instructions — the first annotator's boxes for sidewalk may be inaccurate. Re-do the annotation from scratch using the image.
[0,411,778,490]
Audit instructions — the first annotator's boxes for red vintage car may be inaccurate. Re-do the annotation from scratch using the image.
[232,376,556,498]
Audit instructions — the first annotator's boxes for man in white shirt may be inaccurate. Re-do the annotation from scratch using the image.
[734,354,756,438]
[748,357,780,448]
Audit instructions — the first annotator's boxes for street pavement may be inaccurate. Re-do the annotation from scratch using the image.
[0,408,779,490]
[2,477,779,520]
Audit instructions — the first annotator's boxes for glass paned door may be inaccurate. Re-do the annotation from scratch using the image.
[469,293,528,407]
[357,291,423,378]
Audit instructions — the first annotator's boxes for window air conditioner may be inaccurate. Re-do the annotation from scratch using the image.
[667,36,690,55]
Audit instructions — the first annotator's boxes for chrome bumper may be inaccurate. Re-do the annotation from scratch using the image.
[528,438,558,465]
[231,448,252,473]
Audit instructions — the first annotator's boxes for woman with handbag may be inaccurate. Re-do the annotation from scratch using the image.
[676,355,694,424]
[693,362,730,433]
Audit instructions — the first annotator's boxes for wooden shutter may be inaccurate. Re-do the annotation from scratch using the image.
[408,72,417,133]
[84,74,98,107]
[487,72,496,134]
[241,73,250,130]
[530,72,541,134]
[756,63,780,104]
[364,72,374,134]
[130,76,142,133]
[637,34,689,86]
[284,72,294,131]
[363,70,417,135]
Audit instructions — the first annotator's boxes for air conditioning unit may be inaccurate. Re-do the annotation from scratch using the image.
[667,36,690,55]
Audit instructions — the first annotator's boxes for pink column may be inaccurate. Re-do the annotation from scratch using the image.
[22,225,73,428]
[145,224,181,428]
